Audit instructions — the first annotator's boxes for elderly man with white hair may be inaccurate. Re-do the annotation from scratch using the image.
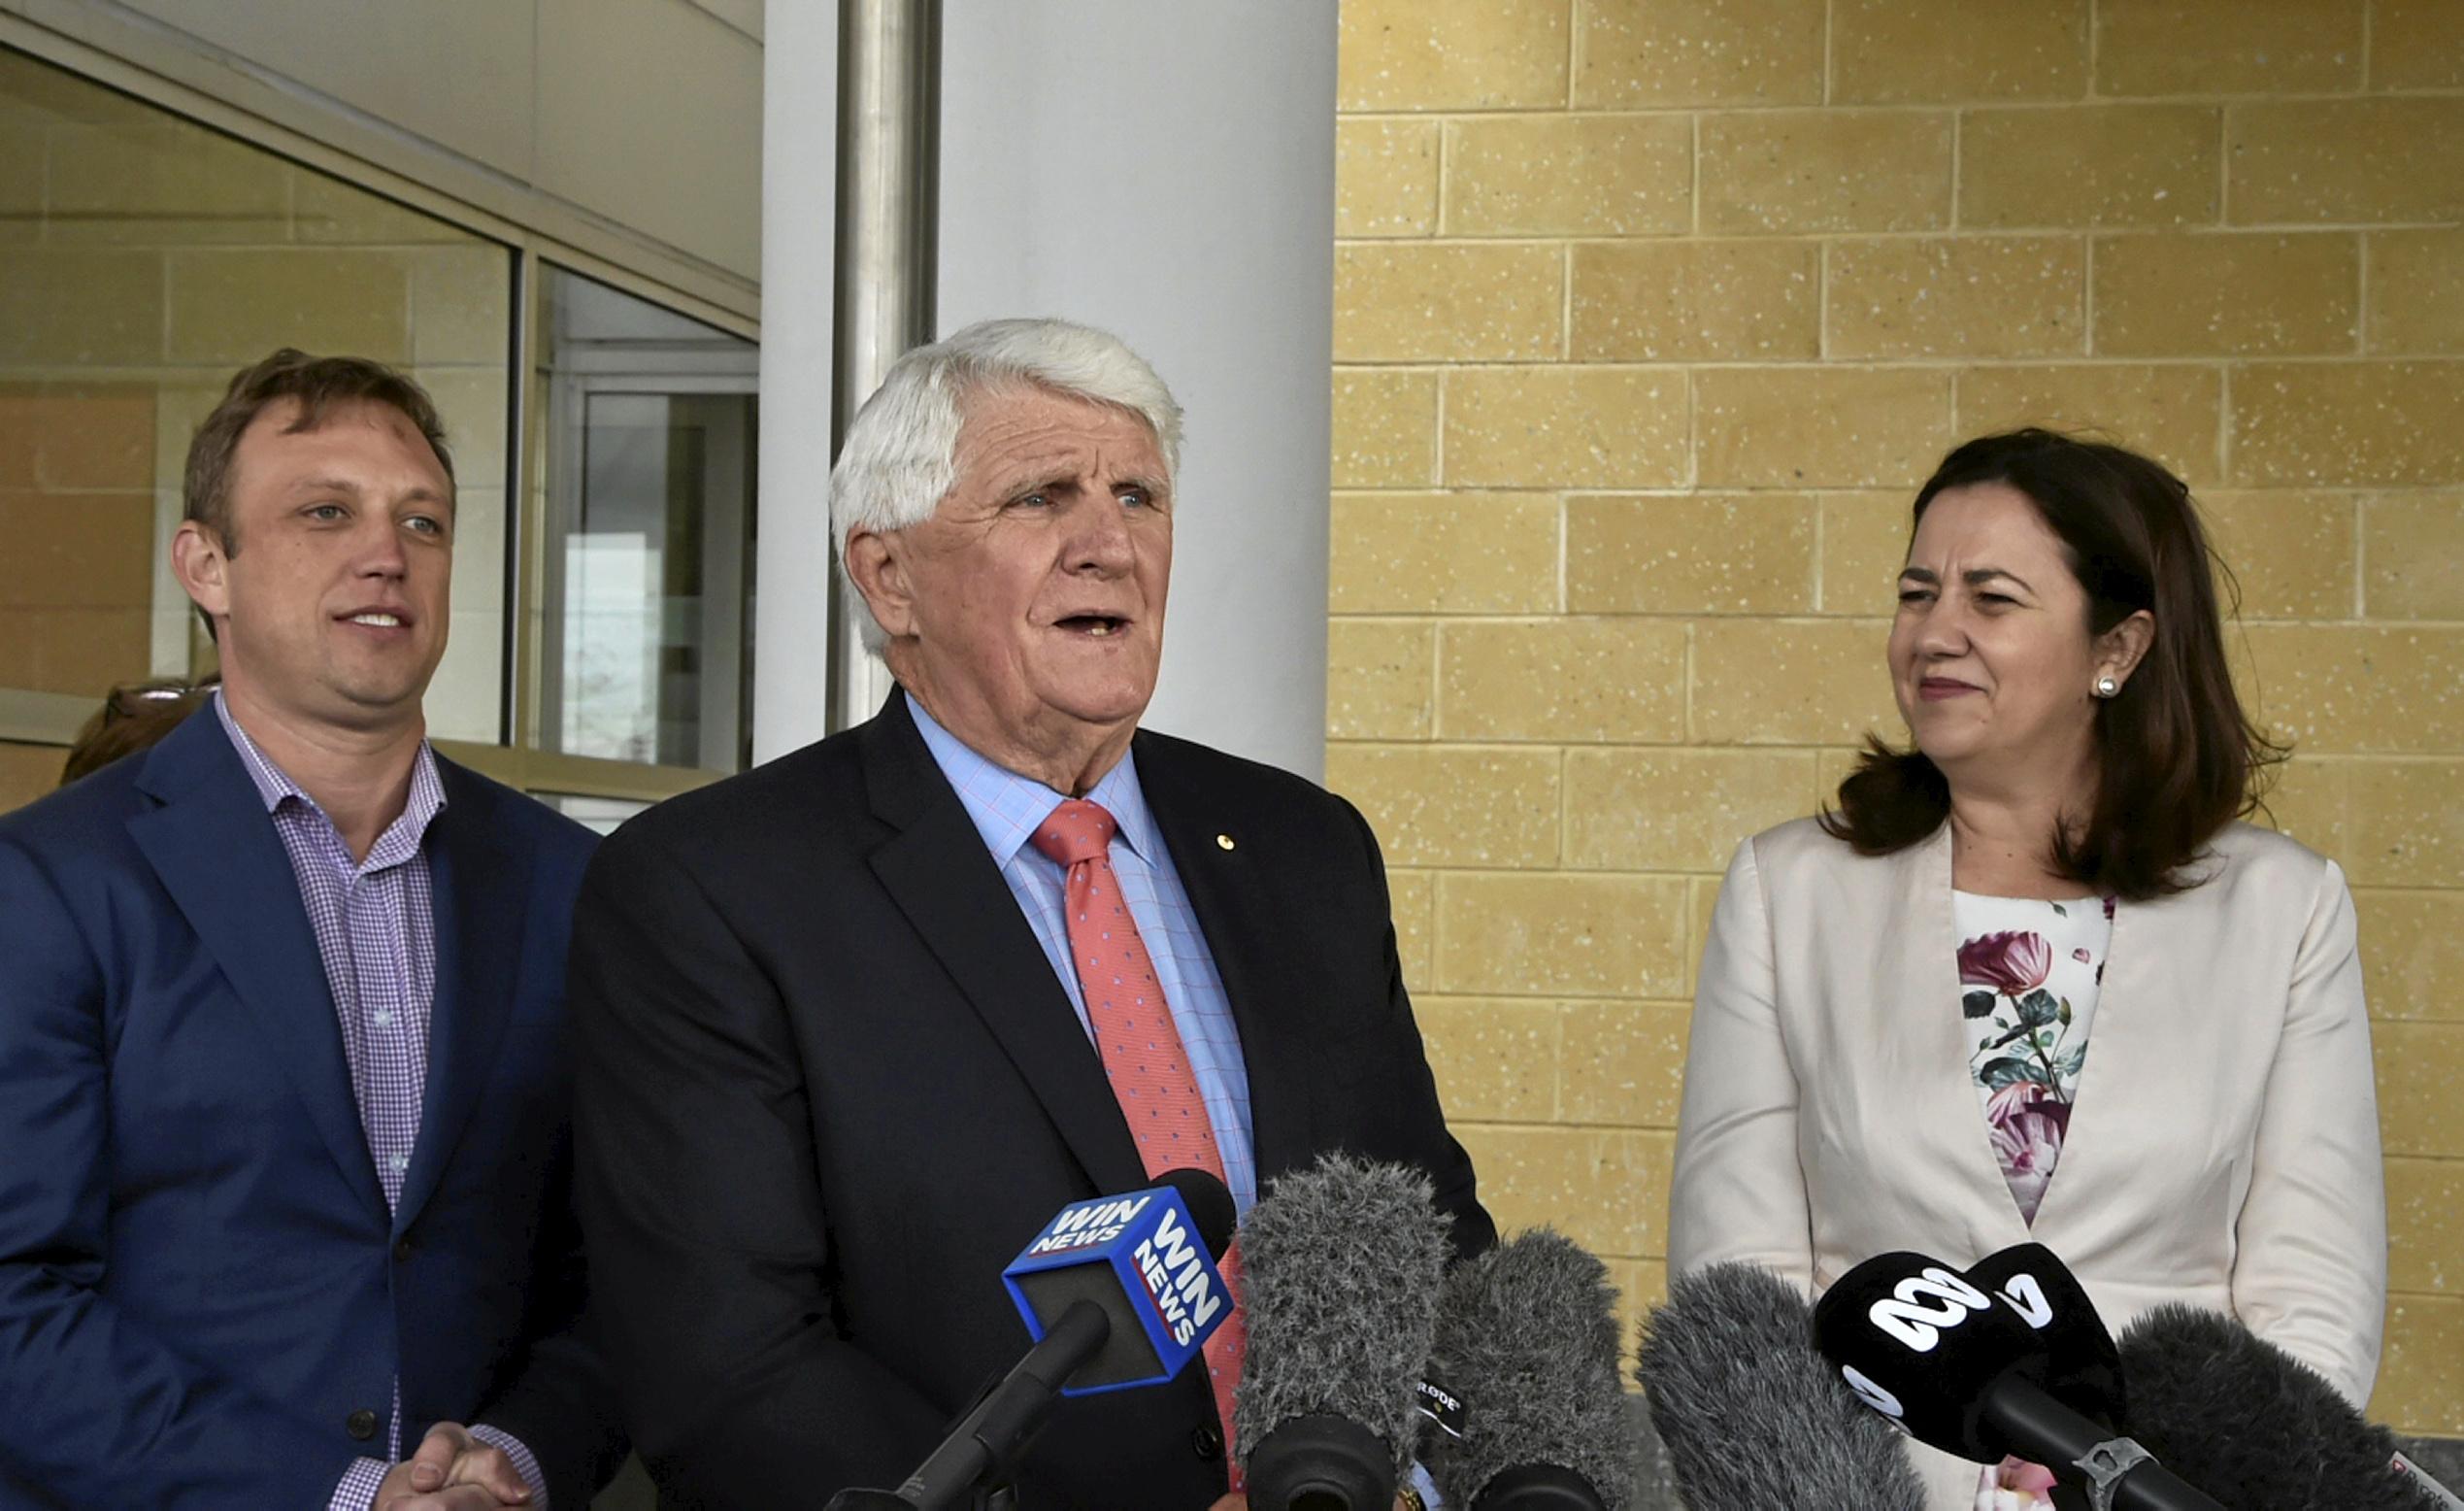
[569,319,1492,1508]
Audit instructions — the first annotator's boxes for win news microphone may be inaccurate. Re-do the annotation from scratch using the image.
[2117,1303,2458,1510]
[1812,1249,2219,1511]
[1423,1228,1640,1510]
[825,1169,1236,1511]
[1635,1262,1923,1511]
[1233,1153,1453,1511]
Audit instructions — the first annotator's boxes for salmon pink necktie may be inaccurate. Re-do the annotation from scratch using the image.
[1030,798,1249,1482]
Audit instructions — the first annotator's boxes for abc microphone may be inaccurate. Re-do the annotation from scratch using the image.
[1423,1228,1640,1510]
[1964,1243,2128,1432]
[1234,1153,1453,1511]
[1812,1250,2219,1511]
[825,1169,1236,1511]
[1634,1262,1923,1511]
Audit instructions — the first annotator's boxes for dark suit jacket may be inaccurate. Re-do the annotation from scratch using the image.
[570,694,1492,1509]
[0,708,626,1509]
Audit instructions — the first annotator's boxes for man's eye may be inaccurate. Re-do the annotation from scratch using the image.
[1119,487,1150,509]
[307,504,347,521]
[406,516,446,537]
[1012,491,1051,509]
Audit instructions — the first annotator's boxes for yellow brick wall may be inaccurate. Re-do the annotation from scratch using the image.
[1327,0,2463,1435]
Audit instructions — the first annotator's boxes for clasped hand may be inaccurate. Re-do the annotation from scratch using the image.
[372,1423,534,1510]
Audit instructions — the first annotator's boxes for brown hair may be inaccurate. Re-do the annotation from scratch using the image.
[1819,428,2284,900]
[58,679,216,787]
[183,348,453,554]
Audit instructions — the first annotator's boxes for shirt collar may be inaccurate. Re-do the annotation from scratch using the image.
[905,690,1155,867]
[214,688,446,864]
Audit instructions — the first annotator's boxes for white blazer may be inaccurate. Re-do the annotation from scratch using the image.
[1668,816,2386,1509]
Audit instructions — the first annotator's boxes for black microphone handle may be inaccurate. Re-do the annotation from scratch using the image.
[893,1298,1114,1510]
[1981,1375,2221,1511]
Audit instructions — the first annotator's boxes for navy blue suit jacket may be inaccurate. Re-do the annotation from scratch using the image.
[0,708,625,1508]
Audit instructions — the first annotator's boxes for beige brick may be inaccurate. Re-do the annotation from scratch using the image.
[2363,492,2464,620]
[0,126,41,241]
[1453,1125,1675,1257]
[1438,873,1691,998]
[0,250,163,367]
[1324,744,1562,868]
[2227,99,2464,225]
[1336,118,1440,238]
[2348,760,2464,888]
[1328,491,1559,615]
[1693,619,1898,745]
[1440,619,1689,742]
[1445,115,1691,236]
[1831,0,2089,103]
[1686,873,1724,995]
[1696,368,1955,488]
[1332,370,1440,488]
[414,368,508,492]
[1565,493,1817,614]
[1337,0,1570,111]
[1416,996,1563,1122]
[408,246,512,367]
[0,607,150,696]
[2367,230,2464,356]
[2254,754,2348,857]
[0,491,155,610]
[2097,0,2363,96]
[2384,1157,2459,1292]
[1959,106,2221,230]
[1573,0,1825,107]
[2378,1021,2464,1158]
[2095,234,2359,358]
[1698,110,1953,234]
[2199,490,2356,621]
[1560,999,1692,1126]
[1818,490,1916,617]
[2372,0,2464,89]
[1327,620,1434,740]
[0,388,34,487]
[1333,243,1563,363]
[44,120,290,246]
[1391,868,1436,986]
[1955,364,2224,487]
[0,742,59,818]
[294,170,473,245]
[166,250,412,368]
[2237,625,2464,756]
[1445,367,1690,488]
[1564,748,1821,871]
[2375,1293,2464,1437]
[1569,240,1819,362]
[23,384,156,491]
[2230,362,2464,488]
[1828,236,2085,359]
[2358,890,2464,1024]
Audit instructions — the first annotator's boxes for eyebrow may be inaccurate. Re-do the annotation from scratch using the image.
[1898,565,2038,593]
[289,477,452,508]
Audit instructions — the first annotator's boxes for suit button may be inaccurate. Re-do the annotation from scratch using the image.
[346,1408,379,1441]
[1191,1423,1223,1461]
[393,1237,414,1262]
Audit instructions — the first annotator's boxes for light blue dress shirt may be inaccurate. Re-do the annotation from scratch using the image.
[907,693,1259,1215]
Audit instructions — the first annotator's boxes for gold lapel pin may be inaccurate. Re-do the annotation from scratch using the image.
[1215,833,1236,851]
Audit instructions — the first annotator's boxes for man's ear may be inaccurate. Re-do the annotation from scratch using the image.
[845,529,916,641]
[170,520,231,624]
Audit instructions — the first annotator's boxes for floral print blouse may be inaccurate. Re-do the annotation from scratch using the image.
[1955,890,2115,1226]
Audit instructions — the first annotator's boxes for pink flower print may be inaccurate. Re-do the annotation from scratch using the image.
[2102,896,2116,921]
[1959,930,2054,996]
[2072,947,2092,963]
[1975,1457,2062,1509]
[1986,1081,2070,1224]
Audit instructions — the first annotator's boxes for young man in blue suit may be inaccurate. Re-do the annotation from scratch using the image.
[0,352,624,1508]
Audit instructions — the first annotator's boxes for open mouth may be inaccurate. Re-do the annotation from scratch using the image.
[337,611,414,633]
[1055,614,1127,638]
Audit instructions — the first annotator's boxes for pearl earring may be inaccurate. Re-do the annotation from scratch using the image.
[2094,675,2120,698]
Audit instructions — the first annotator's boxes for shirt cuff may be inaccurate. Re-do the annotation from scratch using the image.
[470,1424,549,1508]
[331,1457,390,1511]
[1408,1459,1444,1509]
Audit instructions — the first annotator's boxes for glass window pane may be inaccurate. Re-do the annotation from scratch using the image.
[0,45,515,791]
[532,266,756,774]
[534,792,651,836]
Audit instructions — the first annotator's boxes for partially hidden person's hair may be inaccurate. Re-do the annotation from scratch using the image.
[828,317,1184,655]
[58,678,216,787]
[183,348,453,555]
[1819,428,2285,900]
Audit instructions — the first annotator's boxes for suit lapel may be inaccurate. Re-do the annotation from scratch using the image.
[126,713,387,1220]
[394,763,528,1234]
[861,697,1148,1197]
[1132,733,1317,1183]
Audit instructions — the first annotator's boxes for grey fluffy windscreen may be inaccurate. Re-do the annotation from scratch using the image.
[1232,1153,1453,1474]
[1636,1261,1923,1510]
[1425,1227,1641,1510]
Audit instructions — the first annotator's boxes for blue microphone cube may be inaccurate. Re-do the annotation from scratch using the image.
[1002,1185,1230,1395]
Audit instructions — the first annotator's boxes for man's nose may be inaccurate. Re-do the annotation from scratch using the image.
[1063,496,1136,572]
[352,515,410,577]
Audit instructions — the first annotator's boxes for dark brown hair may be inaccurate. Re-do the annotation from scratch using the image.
[1819,428,2284,899]
[183,348,453,554]
[58,678,216,787]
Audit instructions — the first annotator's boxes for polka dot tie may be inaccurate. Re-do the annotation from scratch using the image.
[1031,798,1249,1483]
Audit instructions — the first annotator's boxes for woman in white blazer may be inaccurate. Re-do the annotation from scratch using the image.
[1667,430,2385,1510]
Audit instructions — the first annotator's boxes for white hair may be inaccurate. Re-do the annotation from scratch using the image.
[830,317,1184,654]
